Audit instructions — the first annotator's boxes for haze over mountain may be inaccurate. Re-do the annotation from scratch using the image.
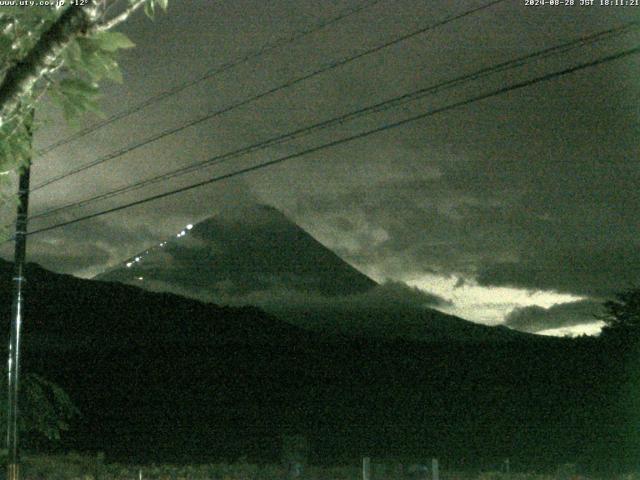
[96,203,533,342]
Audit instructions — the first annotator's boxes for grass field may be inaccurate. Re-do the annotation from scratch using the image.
[13,453,637,480]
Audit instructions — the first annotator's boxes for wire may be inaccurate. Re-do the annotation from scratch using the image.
[26,21,639,224]
[30,0,508,192]
[25,45,640,238]
[34,0,385,158]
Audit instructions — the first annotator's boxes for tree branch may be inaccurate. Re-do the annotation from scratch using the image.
[0,2,100,127]
[97,0,146,32]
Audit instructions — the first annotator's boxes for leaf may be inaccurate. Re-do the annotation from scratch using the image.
[59,78,99,97]
[75,38,123,82]
[62,39,82,66]
[89,51,120,82]
[16,6,58,24]
[0,118,32,172]
[155,0,169,12]
[0,33,14,61]
[90,31,135,52]
[0,7,25,15]
[10,133,31,165]
[100,61,123,83]
[144,0,156,19]
[50,79,103,124]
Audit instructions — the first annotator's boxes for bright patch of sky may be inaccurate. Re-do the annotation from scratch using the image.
[536,321,605,338]
[401,273,585,332]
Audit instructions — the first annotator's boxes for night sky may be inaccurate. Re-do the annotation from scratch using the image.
[1,0,638,336]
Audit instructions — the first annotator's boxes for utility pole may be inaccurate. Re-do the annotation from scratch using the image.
[6,121,32,480]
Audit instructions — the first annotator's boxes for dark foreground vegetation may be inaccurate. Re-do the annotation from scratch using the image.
[1,260,640,476]
[7,452,640,480]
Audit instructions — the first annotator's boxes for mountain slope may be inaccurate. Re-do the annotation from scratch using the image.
[96,204,377,302]
[0,259,624,471]
[0,258,312,348]
[94,203,535,342]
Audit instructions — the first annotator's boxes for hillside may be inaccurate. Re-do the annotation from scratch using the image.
[0,259,312,349]
[0,258,636,471]
[94,204,533,343]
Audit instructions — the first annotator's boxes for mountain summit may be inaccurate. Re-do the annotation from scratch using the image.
[96,204,377,302]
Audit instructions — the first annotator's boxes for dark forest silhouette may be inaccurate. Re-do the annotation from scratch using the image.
[1,260,639,475]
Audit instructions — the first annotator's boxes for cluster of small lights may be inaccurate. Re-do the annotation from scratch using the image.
[124,223,194,268]
[176,224,194,239]
[125,255,142,268]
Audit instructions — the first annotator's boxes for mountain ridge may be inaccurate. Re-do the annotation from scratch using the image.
[1,258,622,471]
[96,204,376,297]
[0,258,316,349]
[94,203,535,342]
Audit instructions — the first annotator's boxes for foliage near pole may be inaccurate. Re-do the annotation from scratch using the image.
[0,0,167,475]
[0,371,79,448]
[0,0,168,218]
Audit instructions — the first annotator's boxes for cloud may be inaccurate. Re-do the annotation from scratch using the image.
[504,299,605,334]
[229,280,450,311]
[26,240,112,275]
[136,276,449,314]
[476,245,640,296]
[264,103,640,297]
[5,2,636,320]
[222,280,455,339]
[242,45,640,299]
[103,270,454,338]
[7,215,156,278]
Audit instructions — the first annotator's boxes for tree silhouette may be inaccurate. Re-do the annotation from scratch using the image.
[0,371,79,448]
[599,287,640,341]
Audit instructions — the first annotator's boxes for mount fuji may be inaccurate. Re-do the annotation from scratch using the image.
[96,204,533,342]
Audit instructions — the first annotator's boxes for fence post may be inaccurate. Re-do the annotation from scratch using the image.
[431,458,439,480]
[363,457,371,480]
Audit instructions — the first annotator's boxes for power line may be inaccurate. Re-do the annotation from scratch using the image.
[34,0,386,158]
[31,0,508,192]
[25,45,640,238]
[26,21,639,224]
